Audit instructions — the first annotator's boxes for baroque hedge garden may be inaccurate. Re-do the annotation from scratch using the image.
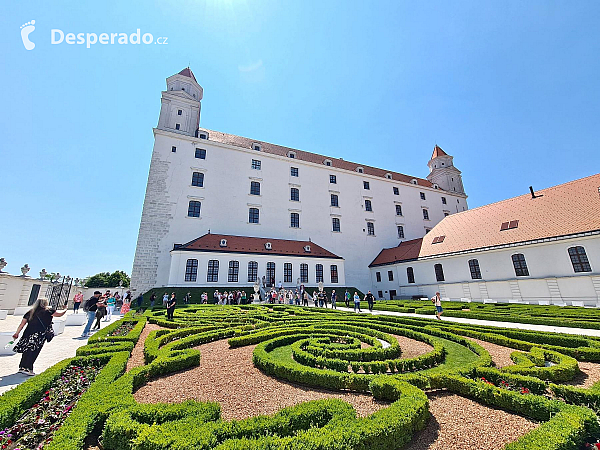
[1,304,600,449]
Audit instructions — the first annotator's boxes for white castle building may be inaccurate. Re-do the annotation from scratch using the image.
[130,68,467,294]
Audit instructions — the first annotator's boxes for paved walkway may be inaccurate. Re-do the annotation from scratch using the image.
[0,312,121,394]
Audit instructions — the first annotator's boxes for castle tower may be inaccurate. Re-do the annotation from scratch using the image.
[157,68,203,136]
[426,145,465,194]
[130,68,203,295]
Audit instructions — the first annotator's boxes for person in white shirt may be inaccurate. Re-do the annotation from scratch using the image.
[431,292,443,320]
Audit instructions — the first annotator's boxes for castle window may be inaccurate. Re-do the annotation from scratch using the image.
[191,172,204,187]
[172,146,177,152]
[397,225,404,239]
[184,259,198,282]
[253,144,261,151]
[290,167,298,177]
[284,263,293,283]
[228,260,239,282]
[365,199,372,212]
[468,259,482,279]
[434,263,445,282]
[175,123,180,130]
[187,200,201,217]
[249,208,260,224]
[266,262,275,285]
[330,265,339,283]
[385,173,392,179]
[367,222,375,236]
[512,254,529,277]
[316,264,324,283]
[290,212,300,228]
[332,217,341,232]
[330,194,339,207]
[324,159,332,166]
[422,209,429,220]
[251,159,261,170]
[300,264,309,283]
[376,272,381,282]
[290,188,300,202]
[250,181,260,195]
[356,167,364,173]
[407,267,415,283]
[388,270,394,281]
[247,261,258,282]
[330,174,337,184]
[441,197,447,204]
[363,181,370,190]
[195,148,206,159]
[420,192,426,200]
[411,179,418,185]
[393,187,399,195]
[199,133,207,139]
[207,260,219,282]
[287,151,296,158]
[568,246,592,273]
[395,204,403,216]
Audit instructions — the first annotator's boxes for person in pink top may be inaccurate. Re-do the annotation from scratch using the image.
[73,291,84,313]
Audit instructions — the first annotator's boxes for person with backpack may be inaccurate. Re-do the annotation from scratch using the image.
[12,298,67,376]
[166,292,177,320]
[365,291,375,312]
[431,292,444,320]
[81,291,103,337]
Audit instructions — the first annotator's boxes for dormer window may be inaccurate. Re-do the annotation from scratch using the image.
[304,245,311,253]
[411,179,418,185]
[324,159,332,166]
[433,184,439,189]
[287,151,296,158]
[500,220,519,231]
[220,239,227,247]
[265,242,272,250]
[252,143,262,151]
[177,109,182,116]
[356,167,364,173]
[385,173,392,179]
[199,132,208,139]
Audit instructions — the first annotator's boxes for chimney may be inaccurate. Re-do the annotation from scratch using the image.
[529,186,536,199]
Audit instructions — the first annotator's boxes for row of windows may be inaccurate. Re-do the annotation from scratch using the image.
[375,246,593,284]
[171,146,207,160]
[185,259,339,283]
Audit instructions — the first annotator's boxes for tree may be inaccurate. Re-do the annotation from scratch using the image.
[85,271,130,288]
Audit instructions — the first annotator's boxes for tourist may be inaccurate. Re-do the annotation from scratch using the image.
[431,292,443,320]
[114,292,122,309]
[73,291,83,313]
[331,290,337,309]
[120,292,131,315]
[202,292,208,303]
[213,290,219,304]
[288,290,294,305]
[163,292,169,307]
[228,291,234,305]
[262,276,266,287]
[12,298,68,376]
[303,291,309,307]
[353,292,362,312]
[278,280,283,290]
[365,291,375,312]
[294,292,300,306]
[241,291,247,304]
[105,293,116,321]
[318,291,324,308]
[167,292,177,320]
[236,291,242,305]
[150,293,156,308]
[323,291,329,308]
[136,293,144,311]
[92,296,107,330]
[313,291,318,307]
[82,291,103,337]
[345,290,350,308]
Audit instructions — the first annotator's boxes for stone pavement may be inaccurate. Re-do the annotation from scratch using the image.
[0,311,122,394]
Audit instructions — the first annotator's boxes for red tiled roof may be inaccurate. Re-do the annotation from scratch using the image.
[178,67,197,82]
[371,173,600,266]
[203,129,435,188]
[431,145,448,159]
[174,233,342,259]
[369,238,423,267]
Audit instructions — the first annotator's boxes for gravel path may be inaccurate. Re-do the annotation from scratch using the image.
[565,361,600,388]
[467,337,515,368]
[126,323,163,371]
[134,339,388,420]
[406,391,538,450]
[393,334,433,358]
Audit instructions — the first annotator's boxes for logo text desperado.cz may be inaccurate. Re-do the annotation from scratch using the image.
[51,29,167,48]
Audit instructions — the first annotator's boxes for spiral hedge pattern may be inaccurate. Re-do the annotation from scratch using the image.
[2,304,600,450]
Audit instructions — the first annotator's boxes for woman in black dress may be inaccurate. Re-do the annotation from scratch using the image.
[13,298,67,376]
[166,292,176,320]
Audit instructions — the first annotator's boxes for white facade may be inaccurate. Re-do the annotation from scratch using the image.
[168,250,345,288]
[370,233,600,305]
[131,70,467,294]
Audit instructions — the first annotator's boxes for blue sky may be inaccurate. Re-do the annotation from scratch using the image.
[1,1,599,279]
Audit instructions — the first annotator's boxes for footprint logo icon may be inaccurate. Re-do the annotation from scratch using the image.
[20,20,36,50]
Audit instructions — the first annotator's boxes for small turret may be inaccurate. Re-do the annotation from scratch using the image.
[157,68,203,137]
[427,145,465,194]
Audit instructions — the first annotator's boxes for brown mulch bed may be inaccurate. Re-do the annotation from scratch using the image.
[405,391,538,450]
[467,337,516,368]
[126,323,163,371]
[134,339,388,420]
[565,361,600,388]
[393,334,434,358]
